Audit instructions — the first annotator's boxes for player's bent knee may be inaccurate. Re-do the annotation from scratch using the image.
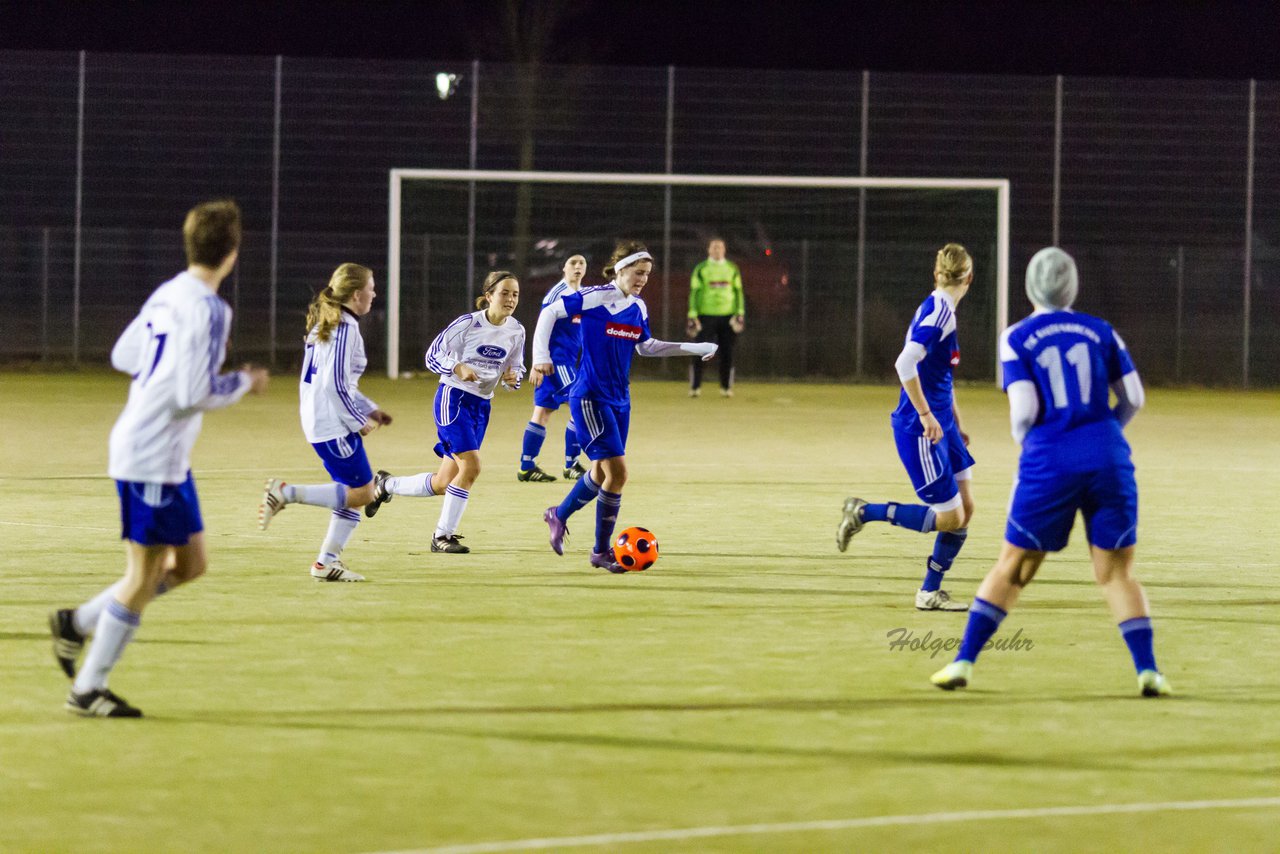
[933,508,965,532]
[171,561,206,584]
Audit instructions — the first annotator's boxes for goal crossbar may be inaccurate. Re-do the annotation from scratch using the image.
[387,168,1010,379]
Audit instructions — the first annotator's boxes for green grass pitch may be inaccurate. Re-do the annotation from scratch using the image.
[2,372,1278,852]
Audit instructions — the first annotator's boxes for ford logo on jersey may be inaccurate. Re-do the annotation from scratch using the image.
[477,345,507,359]
[605,322,642,341]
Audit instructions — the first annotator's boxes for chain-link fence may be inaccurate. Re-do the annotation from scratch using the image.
[2,50,1276,385]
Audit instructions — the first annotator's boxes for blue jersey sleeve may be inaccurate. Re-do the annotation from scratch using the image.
[1104,325,1136,383]
[908,295,950,351]
[561,290,585,317]
[1000,328,1033,390]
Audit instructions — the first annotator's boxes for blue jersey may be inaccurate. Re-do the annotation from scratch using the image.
[891,290,960,434]
[562,285,652,406]
[1001,309,1136,469]
[542,280,583,367]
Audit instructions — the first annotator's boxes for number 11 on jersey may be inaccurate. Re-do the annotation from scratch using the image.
[1036,342,1091,408]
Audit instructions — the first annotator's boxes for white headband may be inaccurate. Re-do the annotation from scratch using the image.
[614,251,652,271]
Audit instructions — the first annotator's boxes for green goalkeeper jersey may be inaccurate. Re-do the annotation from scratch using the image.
[688,258,745,318]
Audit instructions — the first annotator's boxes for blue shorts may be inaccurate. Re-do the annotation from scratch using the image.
[571,397,630,461]
[533,364,575,410]
[116,473,204,547]
[434,384,491,458]
[311,432,374,488]
[892,423,975,508]
[1006,459,1138,552]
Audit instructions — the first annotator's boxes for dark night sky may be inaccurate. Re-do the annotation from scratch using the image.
[3,0,1279,79]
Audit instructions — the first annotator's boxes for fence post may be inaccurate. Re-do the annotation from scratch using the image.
[800,238,810,375]
[41,227,50,362]
[855,69,869,379]
[270,55,282,367]
[1174,245,1184,383]
[1243,78,1255,389]
[421,232,431,351]
[73,50,85,366]
[1052,75,1063,246]
[662,65,675,376]
[465,59,479,303]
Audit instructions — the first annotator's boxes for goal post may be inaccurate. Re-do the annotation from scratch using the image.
[387,168,1009,382]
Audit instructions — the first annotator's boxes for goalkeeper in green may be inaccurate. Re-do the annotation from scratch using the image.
[687,237,745,397]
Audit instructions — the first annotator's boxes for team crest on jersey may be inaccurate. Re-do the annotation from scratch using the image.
[605,322,642,341]
[950,349,961,366]
[571,314,581,324]
[477,345,508,359]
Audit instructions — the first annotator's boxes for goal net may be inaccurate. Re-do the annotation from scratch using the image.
[387,170,1009,382]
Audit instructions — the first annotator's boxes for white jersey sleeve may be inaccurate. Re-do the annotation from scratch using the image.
[110,315,150,376]
[175,294,251,414]
[502,325,527,387]
[531,300,566,366]
[425,313,472,377]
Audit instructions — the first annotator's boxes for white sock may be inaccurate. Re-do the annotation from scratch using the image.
[282,483,347,510]
[317,509,361,565]
[74,579,168,636]
[73,582,123,636]
[386,473,436,497]
[435,485,469,538]
[73,599,140,693]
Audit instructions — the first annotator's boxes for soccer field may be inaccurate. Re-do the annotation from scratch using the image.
[2,373,1278,853]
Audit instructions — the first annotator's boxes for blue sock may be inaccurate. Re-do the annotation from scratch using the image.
[556,472,600,521]
[956,597,1007,663]
[862,501,936,533]
[595,489,621,554]
[1118,617,1158,673]
[564,420,581,468]
[520,422,547,471]
[922,528,968,592]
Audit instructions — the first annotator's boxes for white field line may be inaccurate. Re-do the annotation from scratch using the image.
[370,797,1280,854]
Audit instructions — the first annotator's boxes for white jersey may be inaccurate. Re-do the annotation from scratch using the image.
[108,272,250,484]
[299,310,378,443]
[425,310,526,399]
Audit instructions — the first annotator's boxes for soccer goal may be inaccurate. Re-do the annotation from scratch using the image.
[387,169,1009,381]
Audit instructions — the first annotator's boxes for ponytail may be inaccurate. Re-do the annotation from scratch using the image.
[306,262,372,341]
[934,243,973,288]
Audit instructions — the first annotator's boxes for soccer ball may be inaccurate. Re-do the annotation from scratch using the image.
[613,526,659,571]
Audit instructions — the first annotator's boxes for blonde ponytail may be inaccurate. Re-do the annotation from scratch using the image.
[306,262,372,341]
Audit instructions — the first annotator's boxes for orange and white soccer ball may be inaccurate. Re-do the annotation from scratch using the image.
[613,526,659,571]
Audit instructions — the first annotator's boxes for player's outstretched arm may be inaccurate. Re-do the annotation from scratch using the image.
[635,339,717,360]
